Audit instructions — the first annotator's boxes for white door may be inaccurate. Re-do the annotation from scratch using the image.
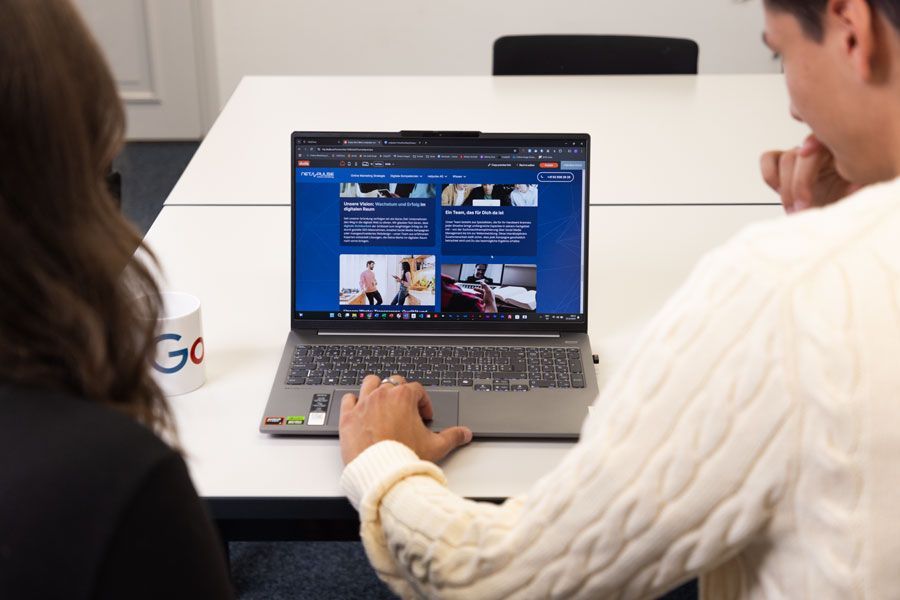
[73,0,213,140]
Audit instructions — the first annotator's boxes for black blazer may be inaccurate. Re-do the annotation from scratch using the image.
[0,384,233,599]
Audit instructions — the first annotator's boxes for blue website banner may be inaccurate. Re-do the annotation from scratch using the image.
[294,167,585,315]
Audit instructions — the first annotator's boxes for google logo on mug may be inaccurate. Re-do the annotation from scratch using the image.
[153,333,205,374]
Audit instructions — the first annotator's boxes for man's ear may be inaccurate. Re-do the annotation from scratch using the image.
[827,0,877,81]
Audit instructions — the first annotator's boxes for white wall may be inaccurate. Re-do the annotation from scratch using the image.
[74,0,211,138]
[207,0,776,111]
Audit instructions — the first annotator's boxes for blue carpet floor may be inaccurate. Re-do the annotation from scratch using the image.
[114,141,200,234]
[229,542,394,599]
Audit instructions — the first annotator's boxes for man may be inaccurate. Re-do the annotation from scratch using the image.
[358,260,382,305]
[338,1,900,597]
[466,183,510,206]
[463,263,495,285]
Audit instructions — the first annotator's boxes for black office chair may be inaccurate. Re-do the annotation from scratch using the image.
[493,35,699,76]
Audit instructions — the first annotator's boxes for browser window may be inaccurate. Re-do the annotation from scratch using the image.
[292,134,587,324]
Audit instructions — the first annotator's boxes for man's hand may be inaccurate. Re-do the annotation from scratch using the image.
[474,283,498,313]
[761,134,862,213]
[339,374,473,465]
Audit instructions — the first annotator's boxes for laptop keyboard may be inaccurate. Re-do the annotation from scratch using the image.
[287,345,585,391]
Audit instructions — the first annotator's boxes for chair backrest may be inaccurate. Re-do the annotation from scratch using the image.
[493,35,699,76]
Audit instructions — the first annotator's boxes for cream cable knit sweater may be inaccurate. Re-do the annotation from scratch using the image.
[341,179,900,599]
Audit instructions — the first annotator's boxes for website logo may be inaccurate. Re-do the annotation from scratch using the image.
[298,170,335,179]
[153,333,205,374]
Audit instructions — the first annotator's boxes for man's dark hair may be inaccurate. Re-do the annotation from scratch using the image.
[366,260,375,266]
[766,0,900,39]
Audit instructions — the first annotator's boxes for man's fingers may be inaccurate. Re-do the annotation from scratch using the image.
[761,151,783,192]
[791,144,831,209]
[406,383,433,421]
[358,374,382,401]
[778,150,798,212]
[433,426,474,460]
[798,133,825,157]
[340,392,358,415]
[388,374,408,385]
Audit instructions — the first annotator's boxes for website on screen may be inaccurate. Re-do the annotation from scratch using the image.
[293,136,586,324]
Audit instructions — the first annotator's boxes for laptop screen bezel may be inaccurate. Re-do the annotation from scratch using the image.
[291,131,590,334]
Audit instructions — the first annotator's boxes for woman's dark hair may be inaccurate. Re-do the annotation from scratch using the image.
[0,0,172,435]
[402,262,412,273]
[766,0,900,39]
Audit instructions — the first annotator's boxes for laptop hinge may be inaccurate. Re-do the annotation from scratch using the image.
[316,331,561,338]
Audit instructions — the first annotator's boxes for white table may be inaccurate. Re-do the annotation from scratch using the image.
[167,75,807,208]
[153,73,793,538]
[147,202,782,535]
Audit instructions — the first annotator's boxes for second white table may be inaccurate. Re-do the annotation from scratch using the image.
[166,75,806,208]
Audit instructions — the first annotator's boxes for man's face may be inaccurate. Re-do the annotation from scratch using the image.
[368,263,374,270]
[764,5,892,183]
[483,184,494,193]
[475,265,486,277]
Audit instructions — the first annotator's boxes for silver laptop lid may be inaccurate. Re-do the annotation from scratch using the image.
[291,131,590,334]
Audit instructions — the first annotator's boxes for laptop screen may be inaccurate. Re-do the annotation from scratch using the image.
[292,132,589,329]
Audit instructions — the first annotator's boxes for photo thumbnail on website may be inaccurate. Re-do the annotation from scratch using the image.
[440,183,539,207]
[339,254,436,307]
[441,263,537,313]
[340,183,436,199]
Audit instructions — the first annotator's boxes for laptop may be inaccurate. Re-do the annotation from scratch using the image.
[260,131,597,438]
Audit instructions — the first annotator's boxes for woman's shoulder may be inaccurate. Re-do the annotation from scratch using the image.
[0,383,185,597]
[0,384,230,599]
[0,384,179,520]
[0,383,173,466]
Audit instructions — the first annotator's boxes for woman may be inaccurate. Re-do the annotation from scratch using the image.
[389,261,412,305]
[0,1,233,598]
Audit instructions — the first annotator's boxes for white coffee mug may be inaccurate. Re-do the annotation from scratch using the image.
[151,292,206,396]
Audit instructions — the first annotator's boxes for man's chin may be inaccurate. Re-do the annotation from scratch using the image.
[837,158,895,187]
[829,150,863,185]
[832,157,854,183]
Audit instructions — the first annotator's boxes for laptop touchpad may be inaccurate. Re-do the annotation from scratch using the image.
[421,391,460,432]
[333,389,459,432]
